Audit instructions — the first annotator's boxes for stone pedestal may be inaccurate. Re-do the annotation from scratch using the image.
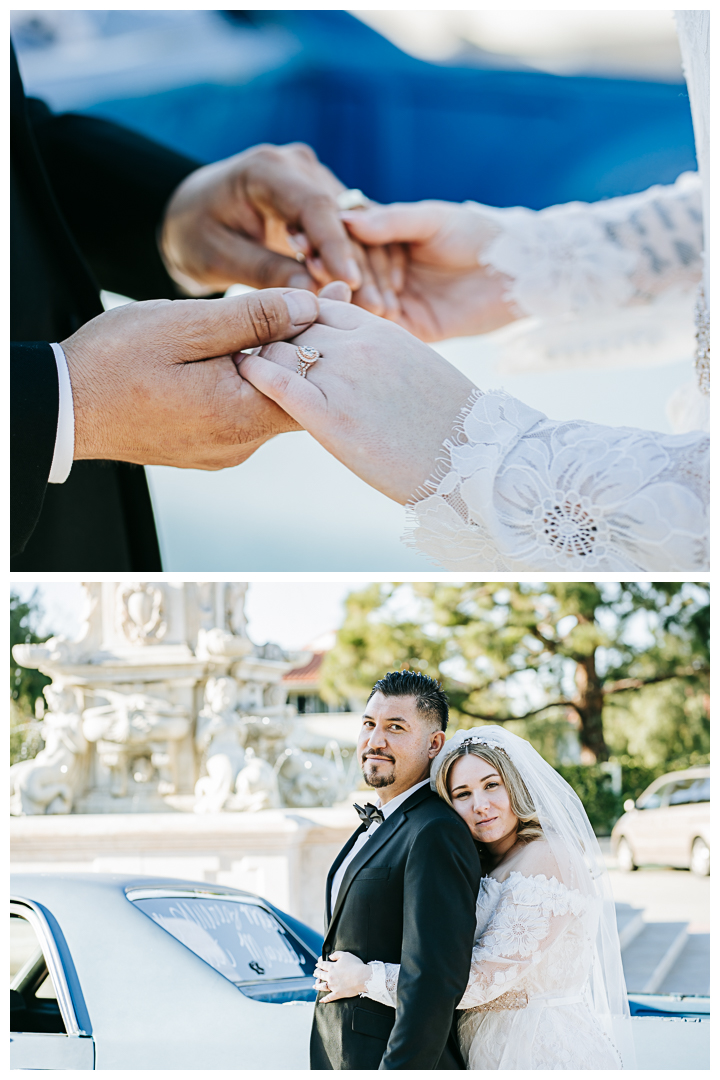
[10,806,361,932]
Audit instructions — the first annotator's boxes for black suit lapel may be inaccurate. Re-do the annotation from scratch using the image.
[325,784,434,944]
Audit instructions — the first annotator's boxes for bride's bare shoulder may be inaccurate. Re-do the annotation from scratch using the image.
[493,837,562,883]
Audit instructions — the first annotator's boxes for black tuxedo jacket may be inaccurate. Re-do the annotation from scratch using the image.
[310,784,480,1070]
[10,44,200,569]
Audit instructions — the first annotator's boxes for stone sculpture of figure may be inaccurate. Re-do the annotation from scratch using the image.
[225,583,248,637]
[231,747,281,812]
[82,689,190,798]
[193,677,247,814]
[275,747,347,809]
[10,685,88,815]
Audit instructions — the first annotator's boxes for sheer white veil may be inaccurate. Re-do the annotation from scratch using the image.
[431,725,635,1068]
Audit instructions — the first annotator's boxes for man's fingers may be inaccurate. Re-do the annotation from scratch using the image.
[213,232,317,291]
[365,246,400,318]
[341,202,443,246]
[169,288,320,358]
[299,195,363,289]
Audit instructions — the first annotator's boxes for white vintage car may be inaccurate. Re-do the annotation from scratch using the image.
[612,767,710,875]
[10,874,709,1070]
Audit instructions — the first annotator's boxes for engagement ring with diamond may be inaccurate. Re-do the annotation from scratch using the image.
[295,345,321,377]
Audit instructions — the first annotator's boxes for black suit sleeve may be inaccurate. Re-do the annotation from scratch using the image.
[11,341,59,556]
[380,815,480,1070]
[27,99,201,301]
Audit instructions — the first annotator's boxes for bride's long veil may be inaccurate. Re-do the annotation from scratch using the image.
[431,725,636,1068]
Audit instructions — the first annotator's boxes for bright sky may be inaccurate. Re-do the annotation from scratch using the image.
[11,582,354,651]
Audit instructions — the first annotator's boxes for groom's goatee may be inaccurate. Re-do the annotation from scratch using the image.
[362,753,396,788]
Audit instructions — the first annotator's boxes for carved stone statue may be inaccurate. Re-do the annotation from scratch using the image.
[82,690,190,798]
[194,677,247,814]
[10,686,88,815]
[231,747,281,812]
[275,746,348,809]
[225,583,248,637]
[116,583,167,644]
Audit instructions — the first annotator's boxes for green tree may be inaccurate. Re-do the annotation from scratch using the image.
[10,590,52,764]
[321,581,709,765]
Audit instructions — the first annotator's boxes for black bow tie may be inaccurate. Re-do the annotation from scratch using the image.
[354,802,385,829]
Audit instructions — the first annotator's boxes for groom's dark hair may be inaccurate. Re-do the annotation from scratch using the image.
[368,670,449,731]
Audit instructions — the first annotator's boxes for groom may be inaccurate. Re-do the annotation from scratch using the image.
[310,671,480,1070]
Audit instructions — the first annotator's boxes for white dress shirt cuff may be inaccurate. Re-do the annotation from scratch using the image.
[48,342,75,484]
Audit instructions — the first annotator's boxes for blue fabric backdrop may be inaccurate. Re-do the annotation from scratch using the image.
[81,10,696,210]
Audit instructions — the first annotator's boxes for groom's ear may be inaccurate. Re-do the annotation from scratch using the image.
[428,729,445,759]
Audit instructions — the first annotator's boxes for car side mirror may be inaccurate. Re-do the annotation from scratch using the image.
[623,798,635,812]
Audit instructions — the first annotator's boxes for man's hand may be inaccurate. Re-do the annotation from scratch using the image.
[61,288,319,470]
[341,200,520,341]
[160,143,403,317]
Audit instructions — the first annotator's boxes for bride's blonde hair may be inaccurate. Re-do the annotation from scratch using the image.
[435,741,544,844]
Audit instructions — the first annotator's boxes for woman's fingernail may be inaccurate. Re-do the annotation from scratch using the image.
[285,289,318,324]
[384,289,398,311]
[391,267,404,291]
[346,259,362,287]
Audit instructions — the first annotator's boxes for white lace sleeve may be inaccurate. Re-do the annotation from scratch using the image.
[405,389,709,571]
[471,172,703,319]
[456,874,585,1010]
[362,960,399,1008]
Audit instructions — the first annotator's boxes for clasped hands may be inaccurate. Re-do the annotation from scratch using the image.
[62,142,517,500]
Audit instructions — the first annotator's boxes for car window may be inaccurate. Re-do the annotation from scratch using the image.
[10,913,64,1034]
[687,776,710,803]
[668,778,697,805]
[10,913,42,982]
[637,782,672,809]
[132,896,315,986]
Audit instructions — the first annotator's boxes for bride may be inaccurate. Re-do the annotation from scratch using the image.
[237,12,708,572]
[312,727,634,1070]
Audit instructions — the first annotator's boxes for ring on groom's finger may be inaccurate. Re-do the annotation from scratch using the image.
[296,345,321,378]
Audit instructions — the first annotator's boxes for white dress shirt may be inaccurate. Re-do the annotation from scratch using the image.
[330,778,430,915]
[48,343,74,483]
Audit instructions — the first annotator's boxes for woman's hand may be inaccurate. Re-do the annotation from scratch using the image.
[314,951,371,1003]
[341,200,519,341]
[236,298,476,504]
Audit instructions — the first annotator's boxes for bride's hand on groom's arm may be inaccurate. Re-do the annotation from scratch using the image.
[314,951,370,1002]
[236,300,475,504]
[341,200,519,341]
[160,143,403,318]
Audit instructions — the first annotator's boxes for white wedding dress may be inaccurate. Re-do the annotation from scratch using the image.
[404,11,709,572]
[361,839,622,1070]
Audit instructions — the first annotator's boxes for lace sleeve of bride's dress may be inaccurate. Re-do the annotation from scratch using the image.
[464,174,706,418]
[470,172,703,321]
[404,388,709,571]
[455,871,587,1010]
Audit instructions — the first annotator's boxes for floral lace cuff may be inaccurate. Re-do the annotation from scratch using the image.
[361,961,396,1008]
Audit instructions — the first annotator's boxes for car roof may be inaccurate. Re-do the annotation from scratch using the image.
[11,871,261,904]
[642,766,709,793]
